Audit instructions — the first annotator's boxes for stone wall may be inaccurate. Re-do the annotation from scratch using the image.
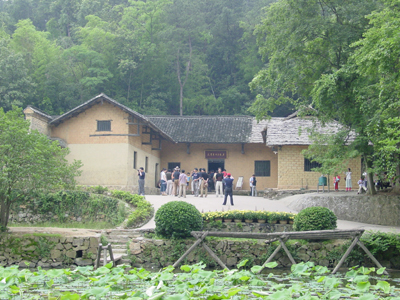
[9,208,108,225]
[288,194,400,226]
[203,222,293,233]
[128,237,400,270]
[0,234,99,268]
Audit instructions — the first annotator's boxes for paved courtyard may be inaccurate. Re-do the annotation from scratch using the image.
[141,192,400,233]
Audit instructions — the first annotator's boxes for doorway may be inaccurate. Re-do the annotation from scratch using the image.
[208,159,225,172]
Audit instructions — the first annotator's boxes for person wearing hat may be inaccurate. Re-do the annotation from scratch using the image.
[172,167,180,196]
[223,173,234,205]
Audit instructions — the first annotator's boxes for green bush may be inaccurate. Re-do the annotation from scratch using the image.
[155,201,203,239]
[293,206,337,231]
[111,190,153,227]
[15,190,126,226]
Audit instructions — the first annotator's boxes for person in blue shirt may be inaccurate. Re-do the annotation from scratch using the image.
[223,173,234,205]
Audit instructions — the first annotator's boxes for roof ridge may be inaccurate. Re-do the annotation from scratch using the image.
[25,105,53,119]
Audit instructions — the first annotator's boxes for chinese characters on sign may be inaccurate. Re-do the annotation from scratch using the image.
[205,150,227,159]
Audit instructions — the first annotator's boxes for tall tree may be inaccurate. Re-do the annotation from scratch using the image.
[250,0,381,193]
[0,107,82,228]
[351,0,400,189]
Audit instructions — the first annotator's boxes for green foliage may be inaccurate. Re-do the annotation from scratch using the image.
[0,107,82,227]
[111,190,153,227]
[360,231,400,256]
[14,190,126,226]
[89,185,109,195]
[155,201,203,239]
[0,0,279,117]
[293,207,337,232]
[0,261,393,299]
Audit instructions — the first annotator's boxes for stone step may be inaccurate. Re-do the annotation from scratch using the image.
[111,244,127,250]
[105,235,137,239]
[113,249,128,254]
[97,253,123,264]
[108,239,129,245]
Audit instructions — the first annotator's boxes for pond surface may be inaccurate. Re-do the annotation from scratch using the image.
[2,262,400,299]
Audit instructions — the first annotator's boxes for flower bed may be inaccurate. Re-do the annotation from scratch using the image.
[202,210,297,224]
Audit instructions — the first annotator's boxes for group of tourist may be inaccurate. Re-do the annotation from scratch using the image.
[138,166,259,205]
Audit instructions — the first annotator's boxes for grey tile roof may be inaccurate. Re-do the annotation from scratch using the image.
[146,115,255,143]
[265,116,351,146]
[48,93,174,141]
[25,105,54,120]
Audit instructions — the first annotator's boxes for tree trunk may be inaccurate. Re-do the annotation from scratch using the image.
[0,196,9,228]
[176,37,193,116]
[365,155,376,195]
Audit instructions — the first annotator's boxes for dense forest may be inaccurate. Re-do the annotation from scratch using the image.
[0,0,293,116]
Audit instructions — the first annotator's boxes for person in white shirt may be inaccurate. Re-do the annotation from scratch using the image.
[249,174,257,197]
[160,168,167,196]
[345,168,352,192]
[357,176,367,194]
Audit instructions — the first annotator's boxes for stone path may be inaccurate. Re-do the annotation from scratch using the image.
[141,192,400,233]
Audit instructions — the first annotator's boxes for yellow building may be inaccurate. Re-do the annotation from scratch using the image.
[24,93,361,193]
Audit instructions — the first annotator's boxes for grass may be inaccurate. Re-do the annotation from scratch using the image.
[22,233,62,238]
[9,221,113,229]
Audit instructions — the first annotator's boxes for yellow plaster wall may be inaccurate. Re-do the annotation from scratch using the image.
[67,144,129,186]
[277,145,362,190]
[160,142,278,190]
[49,102,161,189]
[127,143,161,189]
[51,102,129,145]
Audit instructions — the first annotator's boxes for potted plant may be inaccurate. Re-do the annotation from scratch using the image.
[233,210,244,223]
[223,210,235,222]
[279,212,289,224]
[243,210,256,223]
[269,212,280,224]
[202,212,212,222]
[256,211,269,223]
[287,213,296,224]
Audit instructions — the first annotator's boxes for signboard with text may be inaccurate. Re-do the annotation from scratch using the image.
[205,150,227,159]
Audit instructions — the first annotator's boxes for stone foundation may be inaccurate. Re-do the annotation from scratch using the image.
[128,236,400,270]
[203,221,293,233]
[0,233,100,268]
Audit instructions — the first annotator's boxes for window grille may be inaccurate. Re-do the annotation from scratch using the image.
[254,160,271,177]
[304,158,322,172]
[97,120,111,131]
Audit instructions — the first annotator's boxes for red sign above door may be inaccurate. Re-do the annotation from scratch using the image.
[205,150,227,159]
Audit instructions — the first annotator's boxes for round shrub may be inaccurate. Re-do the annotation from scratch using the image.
[293,206,337,231]
[155,201,203,239]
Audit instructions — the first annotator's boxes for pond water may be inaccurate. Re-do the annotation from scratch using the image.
[2,262,400,299]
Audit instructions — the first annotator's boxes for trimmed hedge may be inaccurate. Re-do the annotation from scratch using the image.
[155,201,203,239]
[110,190,153,227]
[293,206,337,231]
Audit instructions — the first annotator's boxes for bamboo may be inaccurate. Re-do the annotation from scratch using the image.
[108,243,115,267]
[332,235,360,274]
[103,247,108,267]
[279,238,296,265]
[257,244,282,274]
[172,231,208,268]
[95,243,102,269]
[202,243,229,270]
[191,230,364,240]
[357,241,389,275]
